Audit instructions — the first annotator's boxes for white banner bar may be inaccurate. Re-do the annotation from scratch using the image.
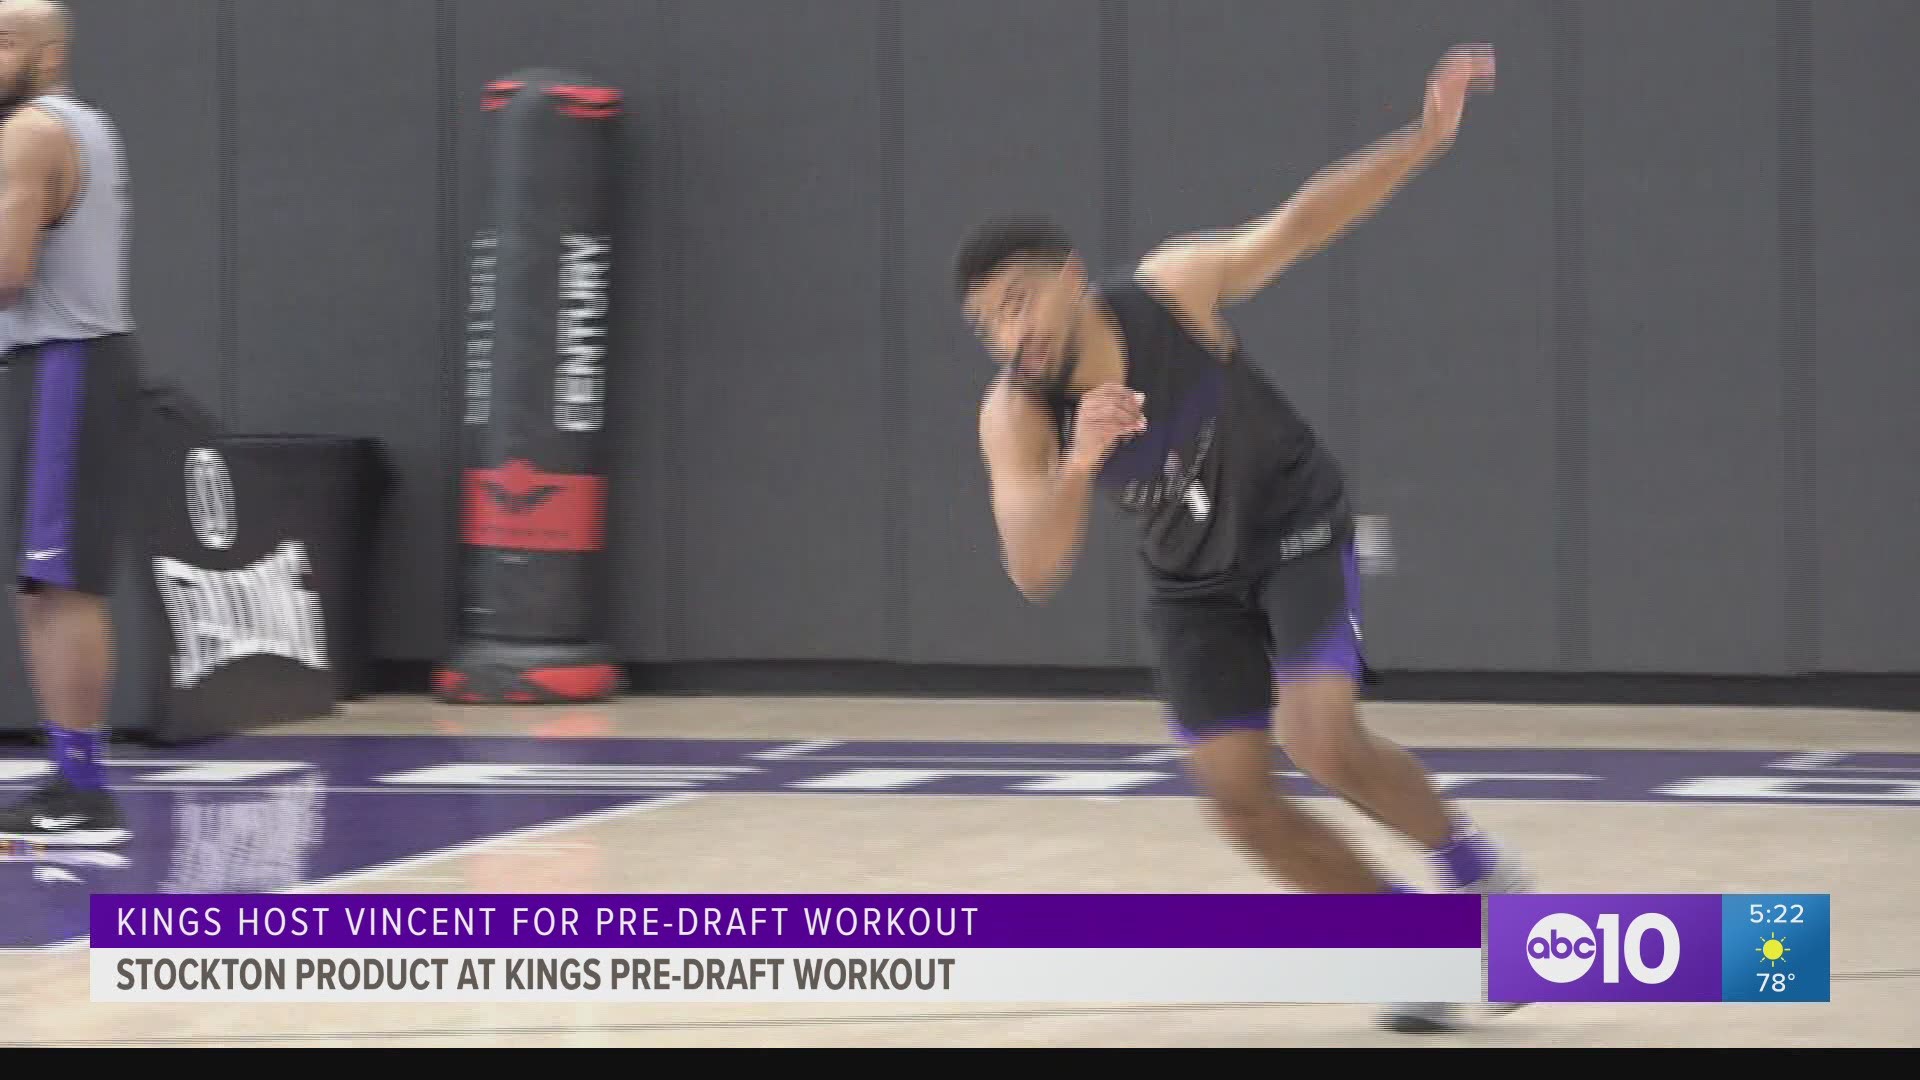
[91,947,1482,1004]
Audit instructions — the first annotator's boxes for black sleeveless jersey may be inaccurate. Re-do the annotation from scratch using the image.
[1038,273,1351,596]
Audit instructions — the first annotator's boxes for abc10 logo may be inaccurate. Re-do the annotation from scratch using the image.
[1525,911,1681,986]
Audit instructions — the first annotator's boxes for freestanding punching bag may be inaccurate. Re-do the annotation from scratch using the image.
[436,70,623,704]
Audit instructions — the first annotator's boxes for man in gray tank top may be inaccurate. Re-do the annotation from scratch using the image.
[0,0,137,848]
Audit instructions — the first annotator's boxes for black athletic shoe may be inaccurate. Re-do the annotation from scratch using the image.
[1377,859,1537,1034]
[0,775,129,846]
[1380,1002,1463,1034]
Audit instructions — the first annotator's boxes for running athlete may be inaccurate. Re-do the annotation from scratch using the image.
[956,44,1526,1033]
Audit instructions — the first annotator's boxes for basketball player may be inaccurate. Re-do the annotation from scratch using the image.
[0,0,137,846]
[958,45,1523,1032]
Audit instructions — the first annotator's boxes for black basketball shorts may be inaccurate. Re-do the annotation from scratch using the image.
[1143,536,1364,744]
[8,333,142,597]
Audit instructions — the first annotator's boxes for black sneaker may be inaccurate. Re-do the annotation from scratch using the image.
[0,775,129,846]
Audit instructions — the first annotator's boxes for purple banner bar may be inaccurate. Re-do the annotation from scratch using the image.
[90,892,1479,950]
[1488,894,1724,1002]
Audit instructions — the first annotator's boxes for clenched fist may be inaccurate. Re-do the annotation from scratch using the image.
[1065,383,1146,475]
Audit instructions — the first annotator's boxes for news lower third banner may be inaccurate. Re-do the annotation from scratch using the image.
[90,893,1478,1003]
[85,892,1830,1004]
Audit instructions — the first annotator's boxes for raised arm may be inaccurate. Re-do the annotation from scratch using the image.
[1143,44,1495,309]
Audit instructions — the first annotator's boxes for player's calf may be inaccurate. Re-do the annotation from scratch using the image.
[1279,676,1516,893]
[1183,729,1403,894]
[1281,677,1452,844]
[0,584,126,846]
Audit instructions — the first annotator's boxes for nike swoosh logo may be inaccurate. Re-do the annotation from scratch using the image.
[24,549,62,561]
[32,815,84,830]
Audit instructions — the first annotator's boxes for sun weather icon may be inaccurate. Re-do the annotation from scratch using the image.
[1758,933,1790,968]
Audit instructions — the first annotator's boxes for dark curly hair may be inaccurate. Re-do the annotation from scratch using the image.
[952,215,1075,298]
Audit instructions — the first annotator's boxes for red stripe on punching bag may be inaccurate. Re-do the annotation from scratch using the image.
[525,665,621,700]
[547,85,622,120]
[546,85,620,106]
[483,79,525,111]
[462,459,605,553]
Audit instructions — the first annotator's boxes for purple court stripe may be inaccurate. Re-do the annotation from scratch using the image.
[6,738,1915,951]
[19,341,86,588]
[88,892,1481,950]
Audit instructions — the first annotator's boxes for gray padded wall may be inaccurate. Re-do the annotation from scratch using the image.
[901,0,1116,666]
[1812,0,1920,673]
[229,0,447,658]
[31,0,1919,682]
[1340,1,1561,671]
[1583,1,1786,674]
[671,0,892,661]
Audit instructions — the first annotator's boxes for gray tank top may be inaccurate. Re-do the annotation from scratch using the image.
[0,92,133,353]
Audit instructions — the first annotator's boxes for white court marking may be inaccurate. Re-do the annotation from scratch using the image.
[751,741,843,761]
[9,792,708,956]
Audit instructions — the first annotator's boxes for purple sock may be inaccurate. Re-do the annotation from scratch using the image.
[49,727,104,791]
[1432,818,1496,888]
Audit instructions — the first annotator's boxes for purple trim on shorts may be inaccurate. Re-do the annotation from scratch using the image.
[19,341,86,589]
[1273,541,1363,684]
[1272,625,1362,682]
[1164,707,1271,746]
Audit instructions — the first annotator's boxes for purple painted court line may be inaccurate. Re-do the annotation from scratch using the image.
[2,735,1916,949]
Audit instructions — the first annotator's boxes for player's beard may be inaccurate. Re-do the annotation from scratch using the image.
[0,68,36,116]
[1002,289,1084,397]
[1045,325,1080,397]
[1004,337,1076,399]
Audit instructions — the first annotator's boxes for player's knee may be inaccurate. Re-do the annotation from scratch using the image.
[39,584,107,621]
[1192,769,1288,845]
[14,586,45,628]
[1203,799,1280,860]
[1284,714,1367,793]
[1182,730,1285,836]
